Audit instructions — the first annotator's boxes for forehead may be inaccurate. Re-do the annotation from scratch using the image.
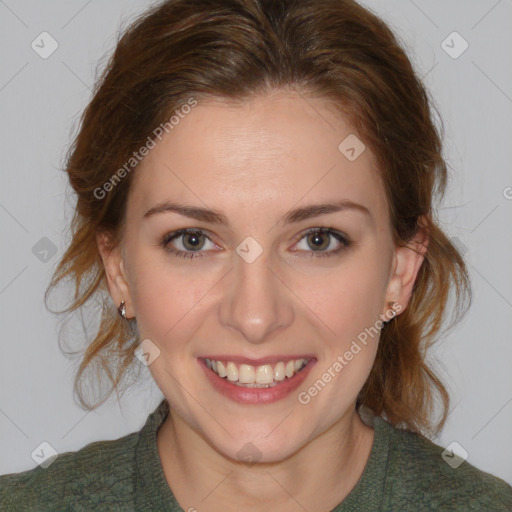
[128,91,387,224]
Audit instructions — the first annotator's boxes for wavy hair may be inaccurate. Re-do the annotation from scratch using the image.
[46,0,471,436]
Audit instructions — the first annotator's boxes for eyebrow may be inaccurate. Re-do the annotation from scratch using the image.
[143,199,371,226]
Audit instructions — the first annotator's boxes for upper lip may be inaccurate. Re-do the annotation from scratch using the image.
[200,355,316,366]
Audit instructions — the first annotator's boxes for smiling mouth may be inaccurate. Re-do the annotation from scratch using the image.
[202,357,312,388]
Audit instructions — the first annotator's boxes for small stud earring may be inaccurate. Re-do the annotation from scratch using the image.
[117,300,127,319]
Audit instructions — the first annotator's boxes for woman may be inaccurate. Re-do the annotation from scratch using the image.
[1,0,511,510]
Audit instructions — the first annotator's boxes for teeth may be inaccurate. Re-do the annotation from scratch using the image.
[216,361,227,378]
[226,362,238,382]
[255,365,274,384]
[285,360,295,378]
[239,364,255,384]
[273,362,286,381]
[232,380,279,388]
[204,357,309,386]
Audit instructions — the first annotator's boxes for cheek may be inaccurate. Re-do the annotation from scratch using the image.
[126,253,207,343]
[296,253,388,343]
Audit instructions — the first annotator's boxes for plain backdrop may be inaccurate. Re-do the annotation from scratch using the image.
[1,0,511,486]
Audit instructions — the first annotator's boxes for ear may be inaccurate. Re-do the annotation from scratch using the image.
[96,230,134,318]
[382,220,429,318]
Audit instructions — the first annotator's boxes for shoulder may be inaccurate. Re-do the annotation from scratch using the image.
[380,418,512,511]
[0,430,140,512]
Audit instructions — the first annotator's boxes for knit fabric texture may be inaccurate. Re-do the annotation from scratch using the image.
[1,399,511,511]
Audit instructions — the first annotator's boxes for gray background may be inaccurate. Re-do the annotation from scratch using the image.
[1,0,511,486]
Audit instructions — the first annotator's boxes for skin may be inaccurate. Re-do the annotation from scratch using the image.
[97,89,427,511]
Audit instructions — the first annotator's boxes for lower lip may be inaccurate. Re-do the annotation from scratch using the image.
[199,358,316,404]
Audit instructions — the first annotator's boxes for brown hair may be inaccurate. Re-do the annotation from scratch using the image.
[46,0,471,437]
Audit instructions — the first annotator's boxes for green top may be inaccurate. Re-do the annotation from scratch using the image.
[1,399,511,511]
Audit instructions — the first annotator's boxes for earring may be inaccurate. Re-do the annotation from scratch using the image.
[117,300,127,319]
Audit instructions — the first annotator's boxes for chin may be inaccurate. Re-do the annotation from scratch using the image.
[208,427,305,465]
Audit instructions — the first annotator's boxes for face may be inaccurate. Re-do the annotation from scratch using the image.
[98,90,425,463]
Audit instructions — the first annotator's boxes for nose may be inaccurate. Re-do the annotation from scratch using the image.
[218,248,294,344]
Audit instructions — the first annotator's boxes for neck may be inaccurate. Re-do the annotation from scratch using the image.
[156,407,375,512]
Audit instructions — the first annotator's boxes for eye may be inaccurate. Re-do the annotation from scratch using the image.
[160,229,216,259]
[291,227,350,258]
[160,227,350,260]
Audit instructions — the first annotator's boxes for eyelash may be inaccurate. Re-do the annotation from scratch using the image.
[160,227,350,260]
